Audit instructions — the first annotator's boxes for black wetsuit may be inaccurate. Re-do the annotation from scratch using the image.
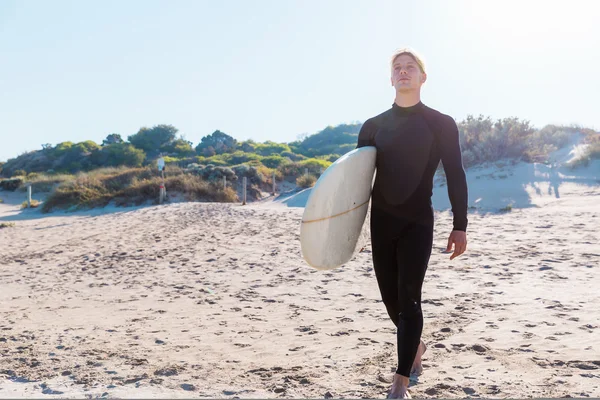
[356,101,468,377]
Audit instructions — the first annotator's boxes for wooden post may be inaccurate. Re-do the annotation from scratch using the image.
[242,177,247,205]
[159,170,166,204]
[27,184,32,208]
[158,157,166,204]
[272,172,276,195]
[304,168,308,177]
[223,176,226,191]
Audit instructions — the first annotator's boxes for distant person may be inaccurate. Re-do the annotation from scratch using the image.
[356,48,468,398]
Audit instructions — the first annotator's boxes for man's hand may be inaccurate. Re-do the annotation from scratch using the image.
[446,230,467,260]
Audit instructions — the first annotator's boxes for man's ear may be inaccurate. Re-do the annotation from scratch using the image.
[421,73,427,84]
[390,77,394,86]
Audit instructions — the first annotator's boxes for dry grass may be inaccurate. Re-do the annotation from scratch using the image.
[21,199,41,209]
[10,173,76,193]
[42,167,238,213]
[567,138,600,169]
[0,222,16,229]
[296,174,317,188]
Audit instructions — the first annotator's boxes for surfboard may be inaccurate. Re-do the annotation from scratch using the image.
[300,146,377,270]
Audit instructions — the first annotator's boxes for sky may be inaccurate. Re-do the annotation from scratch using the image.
[1,0,599,162]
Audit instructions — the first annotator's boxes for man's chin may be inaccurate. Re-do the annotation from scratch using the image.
[395,86,415,93]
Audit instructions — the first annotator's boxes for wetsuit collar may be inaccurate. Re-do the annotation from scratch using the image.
[392,101,424,115]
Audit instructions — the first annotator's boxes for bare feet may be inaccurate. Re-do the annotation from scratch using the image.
[386,340,426,397]
[410,340,427,376]
[387,374,411,398]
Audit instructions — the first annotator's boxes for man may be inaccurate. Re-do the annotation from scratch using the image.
[356,48,468,398]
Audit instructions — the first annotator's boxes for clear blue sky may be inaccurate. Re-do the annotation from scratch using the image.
[1,0,599,162]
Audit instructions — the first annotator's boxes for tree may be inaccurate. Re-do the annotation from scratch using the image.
[202,146,216,157]
[195,130,237,155]
[102,133,124,146]
[128,124,178,154]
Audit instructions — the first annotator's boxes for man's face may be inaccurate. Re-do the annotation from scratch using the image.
[390,54,426,92]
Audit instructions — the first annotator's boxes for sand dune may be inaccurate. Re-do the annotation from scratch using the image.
[271,159,600,212]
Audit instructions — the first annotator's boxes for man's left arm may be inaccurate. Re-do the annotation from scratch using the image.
[439,115,468,260]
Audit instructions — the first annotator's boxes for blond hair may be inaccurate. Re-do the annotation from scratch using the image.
[390,48,426,74]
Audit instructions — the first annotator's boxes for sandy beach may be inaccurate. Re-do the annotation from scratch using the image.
[1,164,599,399]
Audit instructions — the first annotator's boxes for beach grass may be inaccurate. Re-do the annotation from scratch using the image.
[41,166,238,213]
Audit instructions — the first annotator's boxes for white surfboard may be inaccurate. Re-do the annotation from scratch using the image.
[300,146,377,270]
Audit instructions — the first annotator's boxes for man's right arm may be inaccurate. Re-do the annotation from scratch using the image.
[356,119,376,149]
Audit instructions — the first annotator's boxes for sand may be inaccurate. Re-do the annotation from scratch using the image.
[1,141,600,398]
[1,174,599,398]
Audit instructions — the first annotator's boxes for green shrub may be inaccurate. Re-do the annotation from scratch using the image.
[261,155,290,169]
[296,174,317,188]
[299,158,331,172]
[278,162,304,179]
[0,178,23,191]
[199,157,229,166]
[90,143,146,168]
[254,141,291,156]
[162,156,184,164]
[255,165,283,182]
[227,151,262,165]
[325,154,341,163]
[188,165,237,183]
[281,151,306,162]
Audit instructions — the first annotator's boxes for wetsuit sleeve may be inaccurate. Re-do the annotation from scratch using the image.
[356,119,376,148]
[439,116,468,231]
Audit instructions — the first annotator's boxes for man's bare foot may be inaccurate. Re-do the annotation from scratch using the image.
[410,340,427,376]
[387,374,411,398]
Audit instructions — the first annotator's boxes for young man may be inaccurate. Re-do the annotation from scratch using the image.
[356,49,468,398]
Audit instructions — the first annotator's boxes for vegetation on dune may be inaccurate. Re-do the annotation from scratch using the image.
[16,173,75,193]
[41,166,238,213]
[457,116,579,167]
[566,128,600,169]
[0,114,597,212]
[296,174,317,188]
[0,178,24,191]
[21,199,40,209]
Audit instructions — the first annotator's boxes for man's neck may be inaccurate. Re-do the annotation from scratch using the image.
[394,92,421,108]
